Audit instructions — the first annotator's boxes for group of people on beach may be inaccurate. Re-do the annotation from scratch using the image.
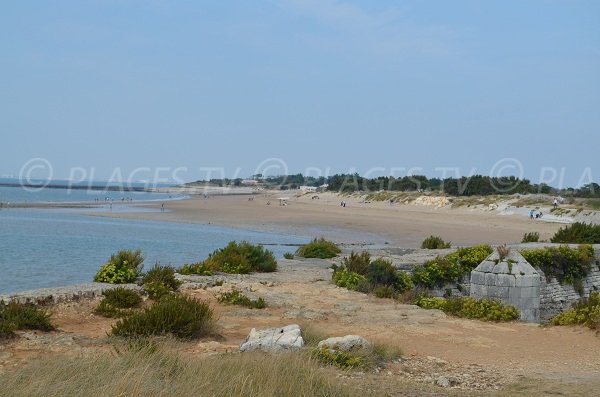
[529,209,544,220]
[340,200,347,207]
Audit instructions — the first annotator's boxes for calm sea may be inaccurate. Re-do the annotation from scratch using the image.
[0,183,308,294]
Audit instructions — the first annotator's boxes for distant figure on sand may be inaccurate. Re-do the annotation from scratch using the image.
[161,203,165,212]
[553,197,559,208]
[529,209,534,219]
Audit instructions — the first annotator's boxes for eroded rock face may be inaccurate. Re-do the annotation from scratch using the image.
[239,324,304,352]
[317,335,370,351]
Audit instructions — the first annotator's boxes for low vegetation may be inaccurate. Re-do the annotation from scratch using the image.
[313,342,401,370]
[420,235,451,249]
[522,232,540,243]
[111,294,214,339]
[296,238,341,259]
[142,264,182,300]
[184,241,278,275]
[412,245,493,288]
[552,291,600,329]
[94,287,143,318]
[283,252,294,259]
[0,301,55,339]
[551,222,600,244]
[332,253,412,298]
[0,342,357,397]
[216,288,266,309]
[93,249,145,284]
[414,296,520,322]
[521,245,596,293]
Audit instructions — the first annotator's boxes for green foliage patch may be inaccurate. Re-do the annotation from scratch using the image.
[521,232,540,243]
[296,238,341,259]
[552,291,600,329]
[142,264,182,300]
[414,296,520,322]
[283,252,294,259]
[216,288,266,309]
[420,235,451,249]
[521,245,595,289]
[111,294,214,339]
[94,287,143,318]
[0,301,55,338]
[177,262,213,276]
[94,249,145,284]
[201,241,278,274]
[551,222,600,244]
[341,251,371,275]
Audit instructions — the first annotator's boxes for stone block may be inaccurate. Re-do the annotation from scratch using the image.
[485,273,497,286]
[496,274,516,287]
[476,261,494,273]
[492,262,509,274]
[489,286,509,299]
[470,272,485,285]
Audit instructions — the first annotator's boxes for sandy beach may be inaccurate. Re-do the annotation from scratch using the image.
[89,192,565,247]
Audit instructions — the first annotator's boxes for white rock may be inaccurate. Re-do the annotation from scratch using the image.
[317,335,370,351]
[239,324,304,352]
[436,376,450,387]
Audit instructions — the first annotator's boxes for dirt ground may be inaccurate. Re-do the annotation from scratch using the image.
[2,257,599,396]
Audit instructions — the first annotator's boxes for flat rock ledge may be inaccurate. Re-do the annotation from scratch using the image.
[0,283,141,305]
[317,335,370,351]
[240,324,304,352]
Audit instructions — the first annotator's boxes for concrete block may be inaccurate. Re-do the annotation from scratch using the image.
[485,273,497,286]
[470,272,485,285]
[496,274,516,287]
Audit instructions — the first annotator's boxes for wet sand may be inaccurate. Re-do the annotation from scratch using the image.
[88,192,564,247]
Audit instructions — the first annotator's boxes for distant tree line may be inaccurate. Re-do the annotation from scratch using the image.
[190,174,599,197]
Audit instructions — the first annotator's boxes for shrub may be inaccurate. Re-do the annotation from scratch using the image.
[283,252,294,259]
[420,235,451,249]
[414,296,519,322]
[522,232,540,243]
[142,264,182,300]
[411,257,462,288]
[202,241,277,274]
[296,238,341,259]
[177,262,212,276]
[366,258,398,287]
[313,342,401,370]
[552,291,600,329]
[551,222,600,244]
[94,288,143,318]
[445,245,494,271]
[111,294,214,339]
[373,285,396,299]
[0,301,55,338]
[341,251,371,275]
[332,268,366,290]
[521,245,595,288]
[94,249,145,284]
[216,288,266,309]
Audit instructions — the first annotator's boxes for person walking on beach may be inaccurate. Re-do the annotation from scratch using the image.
[161,203,165,213]
[529,209,534,220]
[553,197,558,208]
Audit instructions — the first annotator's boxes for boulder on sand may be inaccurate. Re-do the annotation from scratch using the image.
[317,335,370,351]
[240,324,304,352]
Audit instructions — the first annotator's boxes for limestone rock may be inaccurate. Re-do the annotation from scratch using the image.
[317,335,370,351]
[239,324,304,352]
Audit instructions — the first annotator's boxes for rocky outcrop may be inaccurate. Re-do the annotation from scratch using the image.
[0,283,141,305]
[239,324,304,352]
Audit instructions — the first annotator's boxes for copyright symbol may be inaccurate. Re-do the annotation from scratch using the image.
[253,158,289,182]
[489,158,524,193]
[19,158,53,192]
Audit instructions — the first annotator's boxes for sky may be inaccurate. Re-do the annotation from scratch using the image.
[1,0,599,187]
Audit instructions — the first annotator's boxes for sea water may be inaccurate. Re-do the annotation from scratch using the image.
[0,208,308,294]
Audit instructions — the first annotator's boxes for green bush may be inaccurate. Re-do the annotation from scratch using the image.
[551,222,600,244]
[111,294,214,339]
[552,291,600,329]
[94,249,145,284]
[414,296,519,322]
[0,301,55,338]
[94,287,143,318]
[522,232,540,243]
[177,262,213,276]
[373,285,396,299]
[296,238,341,259]
[521,245,594,289]
[412,245,493,288]
[332,268,366,290]
[283,252,294,259]
[313,342,401,370]
[142,264,182,300]
[216,288,266,309]
[341,251,371,275]
[202,241,277,274]
[420,235,451,249]
[366,259,397,287]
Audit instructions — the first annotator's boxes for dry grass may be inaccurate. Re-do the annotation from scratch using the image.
[0,340,357,397]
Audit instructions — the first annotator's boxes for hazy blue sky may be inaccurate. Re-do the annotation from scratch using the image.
[1,1,598,186]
